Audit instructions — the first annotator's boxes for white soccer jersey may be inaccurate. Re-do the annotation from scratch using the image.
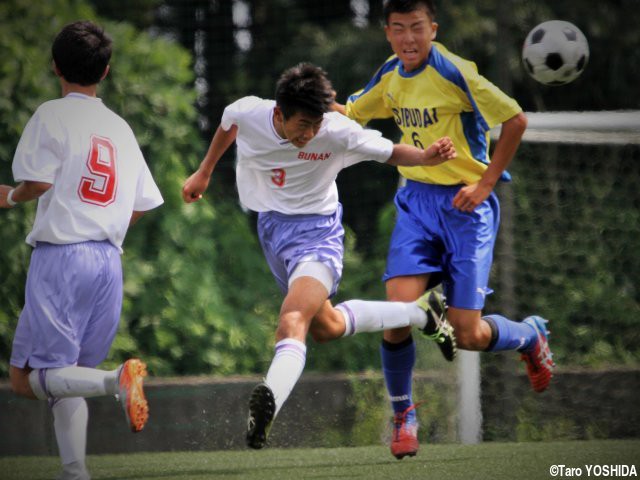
[12,93,164,251]
[220,96,394,215]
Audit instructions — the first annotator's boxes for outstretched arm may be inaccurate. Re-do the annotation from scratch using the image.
[182,124,238,203]
[331,101,347,116]
[452,112,527,212]
[386,137,456,167]
[0,181,52,208]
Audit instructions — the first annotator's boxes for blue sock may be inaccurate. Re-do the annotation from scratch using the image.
[484,314,537,352]
[380,336,416,424]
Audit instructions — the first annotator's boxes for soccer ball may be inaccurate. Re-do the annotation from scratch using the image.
[522,20,589,86]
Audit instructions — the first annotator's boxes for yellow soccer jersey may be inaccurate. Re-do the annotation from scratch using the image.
[346,42,522,185]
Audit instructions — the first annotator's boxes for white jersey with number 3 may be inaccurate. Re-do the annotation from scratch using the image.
[221,96,393,215]
[12,93,163,251]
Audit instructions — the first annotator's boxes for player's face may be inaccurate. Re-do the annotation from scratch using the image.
[279,110,324,148]
[385,9,438,72]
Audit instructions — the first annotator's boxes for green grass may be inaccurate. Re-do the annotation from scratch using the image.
[2,440,639,480]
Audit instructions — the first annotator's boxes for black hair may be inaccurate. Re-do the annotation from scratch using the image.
[274,63,334,119]
[383,0,436,23]
[52,20,112,86]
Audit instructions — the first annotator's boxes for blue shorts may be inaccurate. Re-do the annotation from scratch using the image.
[384,180,500,310]
[257,205,344,297]
[10,241,123,369]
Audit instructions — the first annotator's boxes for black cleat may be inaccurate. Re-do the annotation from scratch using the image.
[246,383,275,449]
[417,290,457,361]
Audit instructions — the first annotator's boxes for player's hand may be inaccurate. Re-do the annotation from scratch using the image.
[452,181,493,212]
[0,185,14,209]
[424,136,456,165]
[182,170,210,203]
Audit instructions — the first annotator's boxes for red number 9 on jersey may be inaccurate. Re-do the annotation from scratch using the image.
[78,135,118,206]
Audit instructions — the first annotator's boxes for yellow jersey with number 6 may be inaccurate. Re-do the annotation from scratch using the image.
[346,42,522,185]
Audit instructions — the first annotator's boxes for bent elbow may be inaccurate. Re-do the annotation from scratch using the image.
[25,181,53,197]
[514,112,528,132]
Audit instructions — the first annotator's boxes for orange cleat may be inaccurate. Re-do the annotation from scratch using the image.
[117,358,149,432]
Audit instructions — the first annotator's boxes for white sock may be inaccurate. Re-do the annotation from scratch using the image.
[265,338,307,417]
[29,367,119,400]
[52,398,89,473]
[336,300,427,336]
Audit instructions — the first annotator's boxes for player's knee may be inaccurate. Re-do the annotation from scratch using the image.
[309,318,342,344]
[309,329,332,344]
[383,326,412,343]
[277,311,308,338]
[9,371,33,398]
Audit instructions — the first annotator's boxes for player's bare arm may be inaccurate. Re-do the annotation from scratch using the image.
[182,124,238,203]
[331,101,347,116]
[386,136,456,167]
[453,112,527,212]
[0,181,52,208]
[129,211,146,226]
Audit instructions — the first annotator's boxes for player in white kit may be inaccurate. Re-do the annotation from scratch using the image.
[0,21,163,480]
[182,63,457,449]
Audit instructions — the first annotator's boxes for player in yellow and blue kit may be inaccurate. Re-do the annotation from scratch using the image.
[334,0,556,459]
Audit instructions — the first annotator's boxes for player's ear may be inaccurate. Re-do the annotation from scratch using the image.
[431,22,438,40]
[52,61,62,78]
[100,65,110,81]
[384,24,392,44]
[273,106,283,124]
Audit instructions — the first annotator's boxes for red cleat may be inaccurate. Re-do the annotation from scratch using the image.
[390,404,420,460]
[520,316,555,393]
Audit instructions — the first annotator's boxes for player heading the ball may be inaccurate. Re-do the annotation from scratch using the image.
[182,62,458,450]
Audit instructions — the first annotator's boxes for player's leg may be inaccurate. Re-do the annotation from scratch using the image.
[17,242,149,428]
[444,192,555,391]
[247,275,327,449]
[11,364,91,480]
[81,246,149,433]
[9,242,144,480]
[52,397,90,480]
[19,359,149,433]
[446,308,536,352]
[379,183,457,459]
[383,274,428,460]
[308,292,435,345]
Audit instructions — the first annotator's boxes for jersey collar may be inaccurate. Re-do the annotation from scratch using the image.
[398,47,433,78]
[65,92,103,102]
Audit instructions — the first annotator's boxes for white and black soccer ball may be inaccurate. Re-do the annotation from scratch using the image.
[522,20,589,86]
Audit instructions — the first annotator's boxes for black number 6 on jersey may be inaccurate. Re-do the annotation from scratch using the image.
[411,132,424,149]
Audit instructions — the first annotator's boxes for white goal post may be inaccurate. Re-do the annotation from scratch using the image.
[458,110,640,444]
[492,110,640,145]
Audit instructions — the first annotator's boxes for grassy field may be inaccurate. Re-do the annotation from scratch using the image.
[2,440,639,480]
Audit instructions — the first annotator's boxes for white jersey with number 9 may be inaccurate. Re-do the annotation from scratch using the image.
[12,93,163,252]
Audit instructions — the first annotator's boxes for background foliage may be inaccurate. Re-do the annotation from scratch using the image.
[0,0,638,378]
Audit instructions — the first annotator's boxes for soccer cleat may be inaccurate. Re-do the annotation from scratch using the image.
[390,403,421,460]
[246,382,276,449]
[520,316,555,393]
[417,290,457,361]
[57,461,90,480]
[117,358,149,433]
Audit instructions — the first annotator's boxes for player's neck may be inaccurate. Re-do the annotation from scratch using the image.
[60,80,99,98]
